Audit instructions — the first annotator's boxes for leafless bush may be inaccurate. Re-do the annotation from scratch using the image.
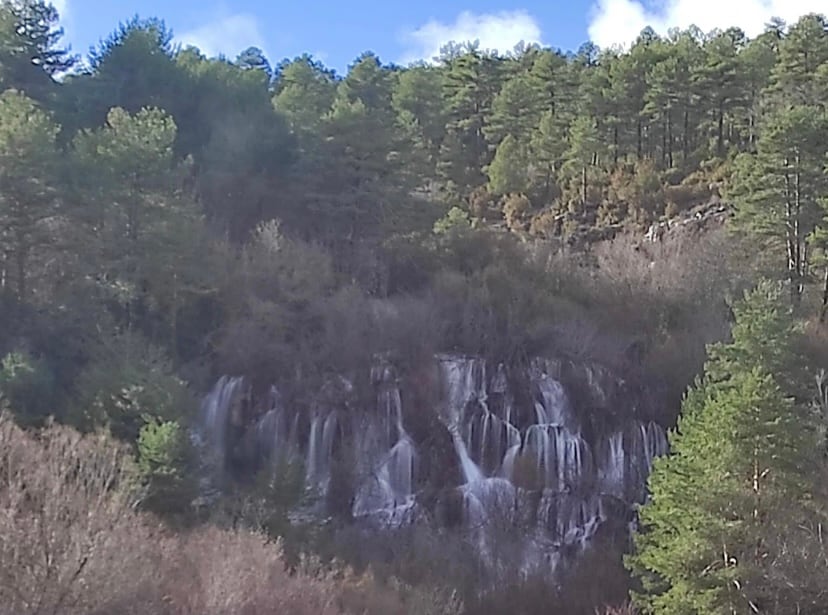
[162,528,341,615]
[589,228,736,322]
[0,412,463,615]
[0,413,140,615]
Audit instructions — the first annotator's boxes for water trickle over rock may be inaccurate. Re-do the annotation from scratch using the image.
[196,353,668,576]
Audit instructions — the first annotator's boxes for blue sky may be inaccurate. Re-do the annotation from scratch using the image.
[54,0,825,74]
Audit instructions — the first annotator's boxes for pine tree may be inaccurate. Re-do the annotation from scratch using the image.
[484,71,544,146]
[71,107,206,332]
[529,109,567,202]
[696,28,747,157]
[768,14,828,108]
[272,54,337,134]
[628,282,826,614]
[236,46,272,78]
[0,89,59,301]
[728,105,828,305]
[392,65,447,177]
[439,49,501,196]
[0,0,75,101]
[565,114,605,207]
[487,134,530,196]
[738,28,779,150]
[137,418,196,518]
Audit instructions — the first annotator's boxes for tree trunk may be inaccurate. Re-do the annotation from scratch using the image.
[683,107,689,160]
[637,118,642,160]
[820,266,828,323]
[784,168,799,307]
[717,101,725,156]
[794,159,804,303]
[581,166,588,206]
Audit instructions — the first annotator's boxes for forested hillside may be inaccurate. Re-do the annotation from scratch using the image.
[1,1,828,613]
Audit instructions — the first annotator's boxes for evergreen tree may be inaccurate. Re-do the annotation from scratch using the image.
[768,14,828,108]
[272,54,337,134]
[0,89,59,301]
[137,418,196,519]
[392,65,447,178]
[439,49,501,196]
[565,114,605,207]
[728,105,828,306]
[65,17,183,132]
[696,28,747,157]
[529,109,567,202]
[738,27,779,150]
[0,0,74,101]
[487,134,530,196]
[484,71,544,146]
[71,106,207,333]
[629,282,826,614]
[236,46,272,78]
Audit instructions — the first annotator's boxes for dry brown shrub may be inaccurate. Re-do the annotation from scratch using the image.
[163,528,340,615]
[0,413,145,615]
[0,412,463,615]
[663,183,706,217]
[502,193,532,232]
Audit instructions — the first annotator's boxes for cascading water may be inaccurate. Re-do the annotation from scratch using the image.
[198,354,670,577]
[353,373,418,524]
[198,375,246,467]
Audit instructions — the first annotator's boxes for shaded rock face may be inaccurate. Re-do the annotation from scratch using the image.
[197,354,668,577]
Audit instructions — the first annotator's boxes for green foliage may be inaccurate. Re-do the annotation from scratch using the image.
[487,134,530,196]
[273,53,337,134]
[0,351,56,425]
[565,114,605,206]
[0,9,828,612]
[137,418,196,519]
[215,221,336,384]
[0,0,74,101]
[0,89,59,300]
[433,207,471,235]
[628,282,826,613]
[392,66,447,176]
[729,105,828,303]
[236,46,272,77]
[71,332,194,441]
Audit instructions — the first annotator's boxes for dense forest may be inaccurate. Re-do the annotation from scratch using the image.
[1,0,828,613]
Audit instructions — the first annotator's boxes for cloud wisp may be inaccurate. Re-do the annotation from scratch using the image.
[400,10,544,64]
[588,0,827,49]
[178,13,266,60]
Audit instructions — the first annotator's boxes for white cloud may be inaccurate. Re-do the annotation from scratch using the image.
[400,10,544,64]
[589,0,827,49]
[178,13,266,60]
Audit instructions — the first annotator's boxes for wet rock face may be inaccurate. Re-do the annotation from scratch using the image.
[197,354,669,575]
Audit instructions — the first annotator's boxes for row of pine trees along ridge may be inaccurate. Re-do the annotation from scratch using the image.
[1,0,828,613]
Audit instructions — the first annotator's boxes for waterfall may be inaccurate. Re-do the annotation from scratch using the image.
[255,386,302,465]
[354,381,418,523]
[533,375,573,429]
[198,375,245,467]
[439,356,486,484]
[198,354,672,576]
[305,411,338,489]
